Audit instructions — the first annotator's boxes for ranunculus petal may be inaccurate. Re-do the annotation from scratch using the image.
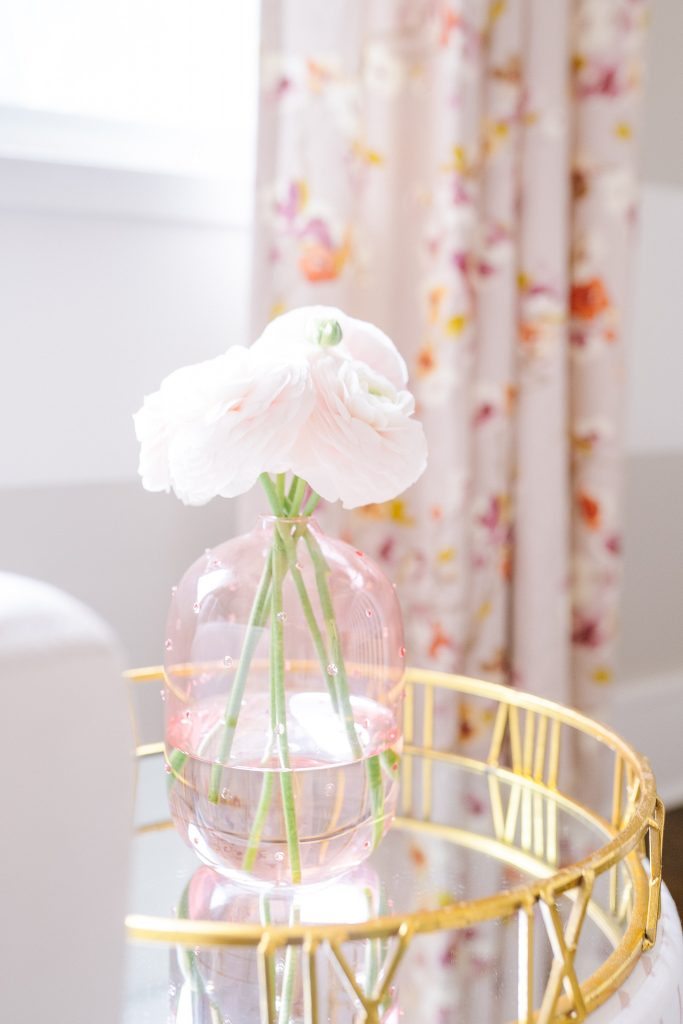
[254,306,408,390]
[133,390,171,493]
[289,355,427,509]
[133,345,313,505]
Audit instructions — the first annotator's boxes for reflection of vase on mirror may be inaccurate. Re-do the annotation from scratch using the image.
[168,864,399,1024]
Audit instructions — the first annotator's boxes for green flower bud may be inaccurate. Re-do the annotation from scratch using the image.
[308,318,343,347]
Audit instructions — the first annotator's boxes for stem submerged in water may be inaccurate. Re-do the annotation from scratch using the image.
[304,528,385,848]
[208,556,273,803]
[304,530,362,760]
[210,473,386,880]
[242,770,274,873]
[271,527,302,883]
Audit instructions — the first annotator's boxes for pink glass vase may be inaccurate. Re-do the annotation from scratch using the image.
[164,515,404,887]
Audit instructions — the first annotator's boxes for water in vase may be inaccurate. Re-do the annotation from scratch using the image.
[167,687,401,886]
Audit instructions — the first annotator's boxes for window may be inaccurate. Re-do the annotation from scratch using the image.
[0,1,260,218]
[0,2,260,491]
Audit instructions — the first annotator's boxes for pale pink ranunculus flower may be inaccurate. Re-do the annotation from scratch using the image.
[253,305,408,390]
[253,306,427,508]
[133,345,312,505]
[135,306,427,509]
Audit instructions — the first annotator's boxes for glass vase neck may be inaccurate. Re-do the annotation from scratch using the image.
[256,514,319,530]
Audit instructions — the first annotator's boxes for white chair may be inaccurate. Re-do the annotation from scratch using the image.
[0,574,131,1024]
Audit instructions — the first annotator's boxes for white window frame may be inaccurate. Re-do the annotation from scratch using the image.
[0,13,260,228]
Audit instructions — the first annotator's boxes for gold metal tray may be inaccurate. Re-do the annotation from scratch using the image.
[124,667,663,1024]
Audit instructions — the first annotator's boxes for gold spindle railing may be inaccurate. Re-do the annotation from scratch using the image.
[421,684,434,820]
[401,680,415,815]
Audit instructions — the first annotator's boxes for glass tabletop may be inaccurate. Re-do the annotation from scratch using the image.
[125,747,629,1024]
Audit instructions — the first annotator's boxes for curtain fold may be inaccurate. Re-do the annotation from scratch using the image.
[250,0,648,717]
[249,4,647,1016]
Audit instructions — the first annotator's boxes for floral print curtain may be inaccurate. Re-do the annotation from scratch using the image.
[250,0,648,719]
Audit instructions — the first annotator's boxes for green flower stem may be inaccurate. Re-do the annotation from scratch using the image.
[242,770,274,872]
[278,905,301,1024]
[242,526,342,867]
[302,490,321,517]
[165,744,190,792]
[278,480,338,707]
[243,577,282,866]
[304,529,386,848]
[176,890,198,991]
[263,474,338,707]
[205,473,383,877]
[286,475,306,515]
[285,475,299,510]
[272,528,302,884]
[259,895,277,1000]
[208,556,273,803]
[266,625,278,747]
[276,472,286,509]
[165,719,226,793]
[286,549,339,712]
[242,633,279,870]
[244,479,338,869]
[303,531,362,761]
[260,471,282,514]
[363,887,380,1001]
[177,881,222,1024]
[280,770,300,882]
[367,753,384,849]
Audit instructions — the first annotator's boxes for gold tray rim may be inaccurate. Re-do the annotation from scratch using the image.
[124,666,664,1023]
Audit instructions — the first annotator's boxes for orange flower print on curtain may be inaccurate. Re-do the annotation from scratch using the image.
[266,179,352,284]
[571,277,611,321]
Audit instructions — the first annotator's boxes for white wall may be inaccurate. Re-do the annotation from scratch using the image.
[626,184,683,457]
[0,172,250,488]
[0,169,249,667]
[618,185,683,683]
[617,0,683,685]
[610,0,683,800]
[641,0,683,190]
